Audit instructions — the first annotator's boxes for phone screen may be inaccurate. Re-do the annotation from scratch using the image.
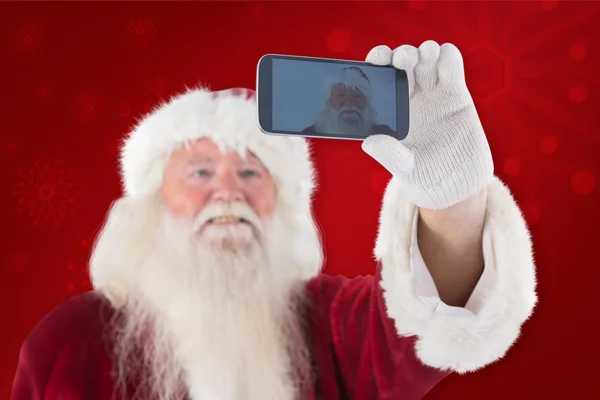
[257,55,409,141]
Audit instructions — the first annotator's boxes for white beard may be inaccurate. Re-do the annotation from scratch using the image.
[89,195,322,400]
[314,100,377,137]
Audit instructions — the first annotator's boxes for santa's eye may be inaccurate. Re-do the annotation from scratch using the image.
[239,169,260,178]
[193,169,212,177]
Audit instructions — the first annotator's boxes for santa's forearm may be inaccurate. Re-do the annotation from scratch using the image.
[416,188,487,308]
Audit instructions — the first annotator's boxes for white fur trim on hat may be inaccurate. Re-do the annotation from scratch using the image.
[325,66,372,99]
[119,87,318,215]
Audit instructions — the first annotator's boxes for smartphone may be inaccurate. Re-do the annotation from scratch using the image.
[256,53,409,141]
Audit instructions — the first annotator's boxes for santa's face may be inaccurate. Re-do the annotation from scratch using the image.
[329,83,368,125]
[160,138,277,252]
[90,138,315,400]
[316,83,376,136]
[329,83,369,121]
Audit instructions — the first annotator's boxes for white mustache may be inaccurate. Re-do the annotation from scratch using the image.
[192,202,263,233]
[338,105,362,116]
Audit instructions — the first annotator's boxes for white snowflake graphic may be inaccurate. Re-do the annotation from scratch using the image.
[13,161,79,227]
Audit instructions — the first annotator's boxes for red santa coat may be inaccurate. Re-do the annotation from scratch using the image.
[11,265,449,400]
[11,175,538,399]
[302,123,396,137]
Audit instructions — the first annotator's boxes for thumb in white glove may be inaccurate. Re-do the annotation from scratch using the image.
[363,134,415,176]
[362,41,494,210]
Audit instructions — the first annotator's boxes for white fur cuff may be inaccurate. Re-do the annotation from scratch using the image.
[375,175,538,373]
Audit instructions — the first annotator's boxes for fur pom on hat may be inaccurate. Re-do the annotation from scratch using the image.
[119,87,318,215]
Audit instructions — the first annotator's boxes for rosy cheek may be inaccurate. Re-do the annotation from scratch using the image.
[182,187,209,216]
[249,185,276,219]
[163,184,207,218]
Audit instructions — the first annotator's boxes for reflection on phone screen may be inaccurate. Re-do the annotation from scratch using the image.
[272,58,398,138]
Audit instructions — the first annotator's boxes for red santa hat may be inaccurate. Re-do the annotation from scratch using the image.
[326,66,372,99]
[118,87,317,216]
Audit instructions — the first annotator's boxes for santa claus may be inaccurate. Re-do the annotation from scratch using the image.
[11,42,538,400]
[302,65,395,137]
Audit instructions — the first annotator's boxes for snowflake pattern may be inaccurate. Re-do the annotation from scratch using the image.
[117,79,167,124]
[126,16,158,48]
[13,160,78,228]
[74,92,102,123]
[13,23,43,55]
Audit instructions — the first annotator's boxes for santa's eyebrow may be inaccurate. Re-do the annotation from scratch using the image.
[241,156,268,170]
[185,156,214,165]
[247,151,266,163]
[243,156,262,165]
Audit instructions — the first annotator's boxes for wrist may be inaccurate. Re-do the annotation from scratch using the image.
[418,187,488,245]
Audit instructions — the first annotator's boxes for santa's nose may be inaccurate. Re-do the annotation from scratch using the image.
[347,97,362,107]
[211,172,244,202]
[212,187,244,203]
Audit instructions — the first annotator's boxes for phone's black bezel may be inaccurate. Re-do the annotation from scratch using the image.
[257,53,409,141]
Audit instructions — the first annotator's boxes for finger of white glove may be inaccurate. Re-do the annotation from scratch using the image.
[415,40,441,91]
[392,45,419,96]
[437,43,466,91]
[362,134,415,176]
[365,45,393,65]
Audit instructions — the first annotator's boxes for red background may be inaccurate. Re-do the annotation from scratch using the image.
[2,0,599,398]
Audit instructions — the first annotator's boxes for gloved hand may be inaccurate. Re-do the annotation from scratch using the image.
[362,41,495,210]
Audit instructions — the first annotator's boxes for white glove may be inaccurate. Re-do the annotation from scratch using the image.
[362,41,494,210]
